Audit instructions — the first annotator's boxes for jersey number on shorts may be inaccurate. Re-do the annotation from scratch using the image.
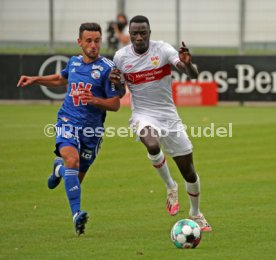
[69,82,92,106]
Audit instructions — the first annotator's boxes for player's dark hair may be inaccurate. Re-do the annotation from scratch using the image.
[129,15,150,28]
[79,23,102,38]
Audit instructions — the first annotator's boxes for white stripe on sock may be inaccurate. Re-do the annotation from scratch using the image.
[55,165,62,177]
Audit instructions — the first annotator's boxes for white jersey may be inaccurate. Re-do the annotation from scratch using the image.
[113,40,181,120]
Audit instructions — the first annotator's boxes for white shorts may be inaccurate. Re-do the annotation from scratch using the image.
[129,113,193,157]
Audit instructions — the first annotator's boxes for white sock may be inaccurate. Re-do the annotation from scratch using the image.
[185,174,200,216]
[148,151,175,189]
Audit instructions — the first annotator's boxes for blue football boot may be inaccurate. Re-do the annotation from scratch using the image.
[73,211,88,236]
[47,157,63,189]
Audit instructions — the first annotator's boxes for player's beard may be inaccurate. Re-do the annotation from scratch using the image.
[84,48,99,61]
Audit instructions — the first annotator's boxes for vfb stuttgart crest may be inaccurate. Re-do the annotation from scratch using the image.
[151,56,160,67]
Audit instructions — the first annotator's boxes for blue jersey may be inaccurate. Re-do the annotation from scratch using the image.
[57,55,119,128]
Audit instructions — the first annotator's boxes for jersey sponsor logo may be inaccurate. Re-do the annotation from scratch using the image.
[81,149,93,160]
[71,61,81,66]
[92,64,104,71]
[111,83,116,92]
[151,56,160,67]
[124,64,133,69]
[91,70,101,79]
[69,82,92,106]
[124,64,171,85]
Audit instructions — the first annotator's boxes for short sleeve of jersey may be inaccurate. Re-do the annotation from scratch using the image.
[61,57,71,79]
[162,42,180,67]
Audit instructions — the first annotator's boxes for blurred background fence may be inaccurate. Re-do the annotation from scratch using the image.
[1,0,276,54]
[0,0,275,103]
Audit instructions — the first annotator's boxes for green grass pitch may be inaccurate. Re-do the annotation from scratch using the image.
[1,104,275,259]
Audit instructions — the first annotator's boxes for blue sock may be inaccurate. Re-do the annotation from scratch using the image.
[58,167,81,216]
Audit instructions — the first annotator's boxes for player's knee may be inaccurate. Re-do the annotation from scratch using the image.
[146,141,160,155]
[182,167,197,182]
[64,156,79,169]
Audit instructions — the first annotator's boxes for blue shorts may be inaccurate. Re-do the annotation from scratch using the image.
[54,123,103,173]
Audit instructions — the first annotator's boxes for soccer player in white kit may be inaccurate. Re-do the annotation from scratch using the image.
[110,15,211,231]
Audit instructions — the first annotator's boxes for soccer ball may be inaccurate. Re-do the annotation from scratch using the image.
[171,219,201,249]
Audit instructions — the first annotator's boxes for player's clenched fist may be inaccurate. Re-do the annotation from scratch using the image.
[79,89,96,105]
[178,41,192,65]
[109,67,121,87]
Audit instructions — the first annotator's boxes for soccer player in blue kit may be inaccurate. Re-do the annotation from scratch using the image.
[17,23,121,235]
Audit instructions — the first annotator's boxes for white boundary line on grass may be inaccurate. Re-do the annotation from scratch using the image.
[1,100,276,106]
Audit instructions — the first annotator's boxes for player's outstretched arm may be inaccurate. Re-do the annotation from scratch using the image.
[79,89,120,112]
[17,74,68,88]
[176,41,198,79]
